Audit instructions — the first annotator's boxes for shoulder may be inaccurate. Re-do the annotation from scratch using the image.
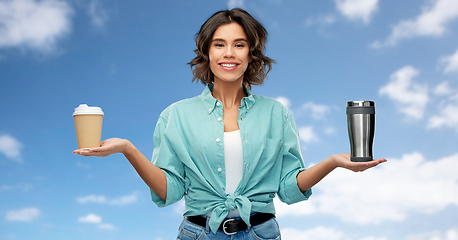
[252,94,292,118]
[253,94,285,106]
[158,95,201,119]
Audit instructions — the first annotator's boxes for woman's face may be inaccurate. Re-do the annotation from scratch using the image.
[209,22,250,85]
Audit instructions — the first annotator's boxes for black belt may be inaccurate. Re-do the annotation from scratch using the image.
[186,212,275,235]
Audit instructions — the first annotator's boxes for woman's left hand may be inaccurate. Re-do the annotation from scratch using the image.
[332,153,387,172]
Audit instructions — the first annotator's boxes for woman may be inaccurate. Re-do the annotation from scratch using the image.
[74,8,386,239]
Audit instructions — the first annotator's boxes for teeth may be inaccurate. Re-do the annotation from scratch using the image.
[221,63,237,68]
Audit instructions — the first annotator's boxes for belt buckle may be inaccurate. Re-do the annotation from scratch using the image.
[222,219,237,235]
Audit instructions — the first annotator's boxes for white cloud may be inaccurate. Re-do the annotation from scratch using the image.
[78,213,102,223]
[275,152,458,225]
[301,102,331,120]
[78,213,115,230]
[173,199,185,215]
[360,238,388,240]
[0,185,13,191]
[0,134,22,162]
[109,193,137,205]
[87,0,108,29]
[97,223,115,230]
[5,208,40,222]
[428,101,458,131]
[299,126,319,144]
[76,195,107,204]
[0,0,73,53]
[324,126,337,135]
[76,193,137,206]
[275,96,291,109]
[0,183,33,192]
[228,0,244,9]
[379,66,429,119]
[282,226,345,240]
[76,161,91,169]
[305,15,336,27]
[371,0,458,48]
[441,48,458,74]
[407,228,458,240]
[434,81,453,95]
[335,0,379,24]
[282,226,387,240]
[428,77,458,131]
[5,234,17,239]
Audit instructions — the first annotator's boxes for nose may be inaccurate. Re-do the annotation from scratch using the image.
[223,46,235,58]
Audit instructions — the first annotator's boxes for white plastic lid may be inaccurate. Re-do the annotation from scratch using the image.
[73,104,104,116]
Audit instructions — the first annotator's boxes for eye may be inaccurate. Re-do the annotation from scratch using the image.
[235,43,245,48]
[214,43,224,47]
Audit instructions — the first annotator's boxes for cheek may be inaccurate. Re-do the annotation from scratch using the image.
[209,56,217,70]
[209,47,219,61]
[208,50,218,66]
[208,54,216,71]
[242,62,249,73]
[243,53,250,69]
[243,51,250,64]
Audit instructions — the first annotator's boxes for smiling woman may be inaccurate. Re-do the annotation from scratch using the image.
[73,7,385,240]
[189,8,274,89]
[209,23,250,84]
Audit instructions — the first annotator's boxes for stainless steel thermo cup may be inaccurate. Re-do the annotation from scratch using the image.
[347,101,375,162]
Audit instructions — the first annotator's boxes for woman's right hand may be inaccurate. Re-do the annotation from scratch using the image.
[73,138,132,157]
[73,138,167,200]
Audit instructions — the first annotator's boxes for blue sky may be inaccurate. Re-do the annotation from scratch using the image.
[1,0,458,239]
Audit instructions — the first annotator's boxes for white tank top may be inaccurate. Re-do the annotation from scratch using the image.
[224,130,244,194]
[223,130,244,218]
[205,130,244,218]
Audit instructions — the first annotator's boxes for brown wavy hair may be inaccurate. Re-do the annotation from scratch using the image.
[188,8,274,89]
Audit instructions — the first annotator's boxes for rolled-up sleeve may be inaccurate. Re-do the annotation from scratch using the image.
[150,114,186,207]
[277,111,312,204]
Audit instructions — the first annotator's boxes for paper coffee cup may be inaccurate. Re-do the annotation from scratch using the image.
[73,104,104,149]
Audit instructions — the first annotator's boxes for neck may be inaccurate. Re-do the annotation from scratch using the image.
[212,80,247,109]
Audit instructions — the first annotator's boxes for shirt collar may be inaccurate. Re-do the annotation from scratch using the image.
[200,84,255,114]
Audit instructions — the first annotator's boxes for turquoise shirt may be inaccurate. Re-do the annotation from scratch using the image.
[150,84,312,233]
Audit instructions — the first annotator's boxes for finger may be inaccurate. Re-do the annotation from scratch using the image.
[73,151,93,157]
[359,159,385,170]
[87,147,104,152]
[73,149,90,154]
[368,159,386,167]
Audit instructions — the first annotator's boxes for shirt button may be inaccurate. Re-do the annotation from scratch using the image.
[216,138,220,142]
[216,102,221,106]
[217,117,222,121]
[218,167,222,172]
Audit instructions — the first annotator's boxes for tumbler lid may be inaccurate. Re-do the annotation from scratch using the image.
[73,104,104,116]
[346,101,375,115]
[347,101,375,107]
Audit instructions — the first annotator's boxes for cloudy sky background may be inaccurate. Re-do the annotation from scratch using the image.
[1,0,458,239]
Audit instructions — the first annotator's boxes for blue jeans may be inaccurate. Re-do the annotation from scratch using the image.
[176,216,281,240]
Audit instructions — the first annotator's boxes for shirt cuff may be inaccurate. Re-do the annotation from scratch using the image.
[150,171,183,207]
[282,169,312,204]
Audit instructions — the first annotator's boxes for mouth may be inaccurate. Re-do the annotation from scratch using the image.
[219,63,239,68]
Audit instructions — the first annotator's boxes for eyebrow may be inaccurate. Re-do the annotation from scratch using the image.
[212,38,248,42]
